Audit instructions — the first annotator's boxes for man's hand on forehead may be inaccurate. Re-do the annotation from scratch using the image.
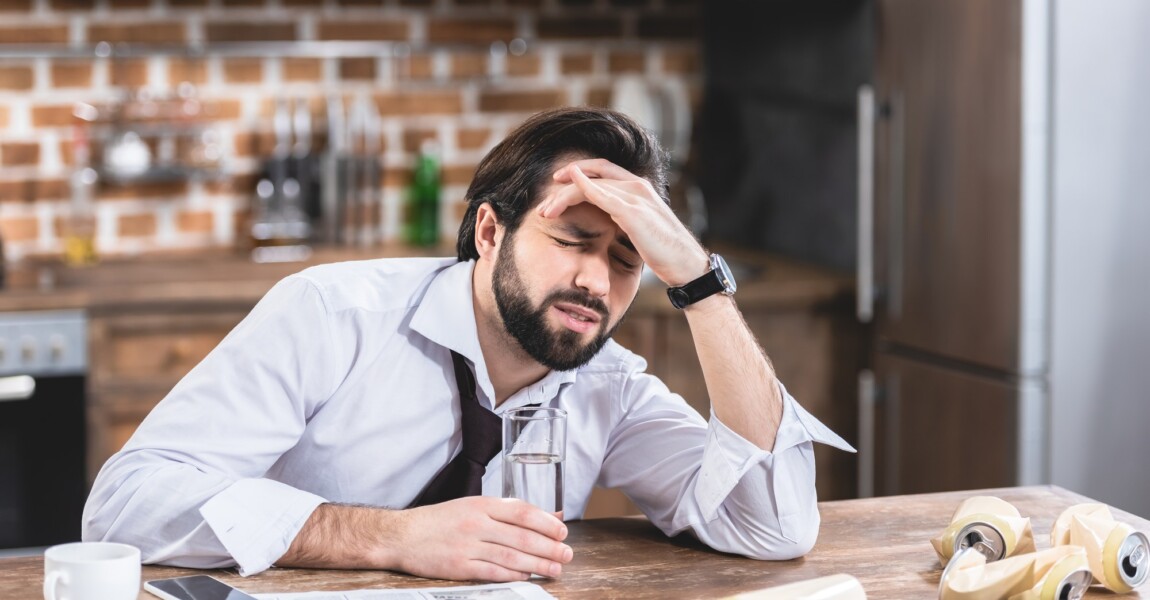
[540,158,710,287]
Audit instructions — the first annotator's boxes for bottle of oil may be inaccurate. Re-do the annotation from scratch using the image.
[404,139,441,247]
[64,124,98,266]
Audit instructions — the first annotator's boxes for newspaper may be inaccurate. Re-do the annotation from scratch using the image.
[253,581,556,600]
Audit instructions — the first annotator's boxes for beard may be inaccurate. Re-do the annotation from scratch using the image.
[492,235,621,371]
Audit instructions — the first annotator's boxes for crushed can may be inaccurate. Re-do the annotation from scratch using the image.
[938,545,1092,600]
[931,496,1036,567]
[1051,503,1149,593]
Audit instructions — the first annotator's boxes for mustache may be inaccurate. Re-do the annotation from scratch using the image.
[543,288,608,319]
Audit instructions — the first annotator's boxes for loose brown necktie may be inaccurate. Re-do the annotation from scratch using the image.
[408,350,501,507]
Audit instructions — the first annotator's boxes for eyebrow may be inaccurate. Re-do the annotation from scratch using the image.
[552,222,638,255]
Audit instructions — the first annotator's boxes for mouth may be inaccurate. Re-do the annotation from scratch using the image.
[552,302,603,334]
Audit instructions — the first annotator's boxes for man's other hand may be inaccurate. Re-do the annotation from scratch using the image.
[394,497,572,582]
[278,498,570,582]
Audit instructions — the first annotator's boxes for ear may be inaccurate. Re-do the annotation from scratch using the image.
[474,202,504,260]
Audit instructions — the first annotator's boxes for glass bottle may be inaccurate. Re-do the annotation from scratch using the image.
[404,139,441,247]
[64,124,99,266]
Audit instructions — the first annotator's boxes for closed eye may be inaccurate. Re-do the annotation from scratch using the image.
[551,235,639,271]
[552,237,583,249]
[612,254,638,270]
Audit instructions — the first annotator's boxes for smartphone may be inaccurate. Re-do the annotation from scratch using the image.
[144,575,259,600]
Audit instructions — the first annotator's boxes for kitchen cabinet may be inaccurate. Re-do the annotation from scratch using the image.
[87,308,250,480]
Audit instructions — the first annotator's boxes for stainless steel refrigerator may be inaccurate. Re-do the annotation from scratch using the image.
[855,0,1051,497]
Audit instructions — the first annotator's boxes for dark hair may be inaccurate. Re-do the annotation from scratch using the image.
[456,106,669,261]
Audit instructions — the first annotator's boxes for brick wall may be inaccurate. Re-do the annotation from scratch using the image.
[0,0,701,262]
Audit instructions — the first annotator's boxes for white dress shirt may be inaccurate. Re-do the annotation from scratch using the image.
[83,257,853,576]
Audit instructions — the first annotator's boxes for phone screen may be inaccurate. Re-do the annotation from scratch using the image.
[144,575,259,600]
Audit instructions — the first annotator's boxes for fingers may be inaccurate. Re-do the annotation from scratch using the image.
[477,539,568,578]
[405,498,570,582]
[553,158,644,183]
[482,519,572,566]
[541,157,656,220]
[537,174,603,219]
[488,498,568,542]
[540,165,645,220]
[568,163,625,209]
[481,499,571,577]
[465,560,532,583]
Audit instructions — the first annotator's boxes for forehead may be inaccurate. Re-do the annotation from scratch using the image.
[523,200,633,251]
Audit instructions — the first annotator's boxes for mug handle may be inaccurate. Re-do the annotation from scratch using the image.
[43,569,67,600]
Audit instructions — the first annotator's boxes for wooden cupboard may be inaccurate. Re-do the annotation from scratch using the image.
[87,307,250,480]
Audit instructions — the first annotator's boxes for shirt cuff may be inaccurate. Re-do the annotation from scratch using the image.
[693,408,769,521]
[199,478,327,576]
[772,382,856,455]
[692,382,854,521]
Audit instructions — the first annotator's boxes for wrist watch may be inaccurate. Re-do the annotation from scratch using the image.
[666,254,737,309]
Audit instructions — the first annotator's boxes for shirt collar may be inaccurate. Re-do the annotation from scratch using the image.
[410,259,577,411]
[410,259,483,366]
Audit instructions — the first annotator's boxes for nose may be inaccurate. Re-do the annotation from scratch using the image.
[573,253,610,299]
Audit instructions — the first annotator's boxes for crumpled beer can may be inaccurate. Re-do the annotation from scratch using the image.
[1051,503,1149,593]
[938,545,1093,600]
[931,496,1037,567]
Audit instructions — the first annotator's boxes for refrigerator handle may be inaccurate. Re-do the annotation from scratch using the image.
[857,369,876,498]
[856,85,876,323]
[886,92,905,320]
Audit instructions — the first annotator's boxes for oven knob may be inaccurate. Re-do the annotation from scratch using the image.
[49,335,66,362]
[20,336,36,363]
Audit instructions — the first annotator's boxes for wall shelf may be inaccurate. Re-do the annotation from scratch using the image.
[0,40,532,59]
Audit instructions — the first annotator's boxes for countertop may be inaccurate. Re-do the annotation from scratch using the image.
[1,486,1146,598]
[0,244,854,315]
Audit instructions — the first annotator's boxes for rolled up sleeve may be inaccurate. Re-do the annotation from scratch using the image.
[603,374,854,561]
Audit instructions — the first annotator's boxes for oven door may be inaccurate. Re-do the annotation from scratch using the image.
[0,373,87,549]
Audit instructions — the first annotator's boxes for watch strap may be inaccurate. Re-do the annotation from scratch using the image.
[666,267,725,309]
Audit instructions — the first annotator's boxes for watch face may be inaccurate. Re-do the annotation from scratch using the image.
[711,254,737,294]
[667,254,737,309]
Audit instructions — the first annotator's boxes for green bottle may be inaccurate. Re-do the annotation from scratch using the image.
[404,140,442,247]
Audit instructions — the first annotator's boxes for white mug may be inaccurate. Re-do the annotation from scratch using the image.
[43,541,141,600]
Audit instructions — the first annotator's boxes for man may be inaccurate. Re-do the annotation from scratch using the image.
[83,107,852,582]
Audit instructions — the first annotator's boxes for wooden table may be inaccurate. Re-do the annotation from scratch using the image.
[3,486,1147,599]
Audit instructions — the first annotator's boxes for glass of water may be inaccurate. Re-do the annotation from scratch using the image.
[502,406,566,513]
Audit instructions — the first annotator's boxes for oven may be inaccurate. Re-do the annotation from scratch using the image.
[0,310,87,550]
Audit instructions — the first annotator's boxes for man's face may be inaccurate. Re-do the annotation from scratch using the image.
[492,201,644,371]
